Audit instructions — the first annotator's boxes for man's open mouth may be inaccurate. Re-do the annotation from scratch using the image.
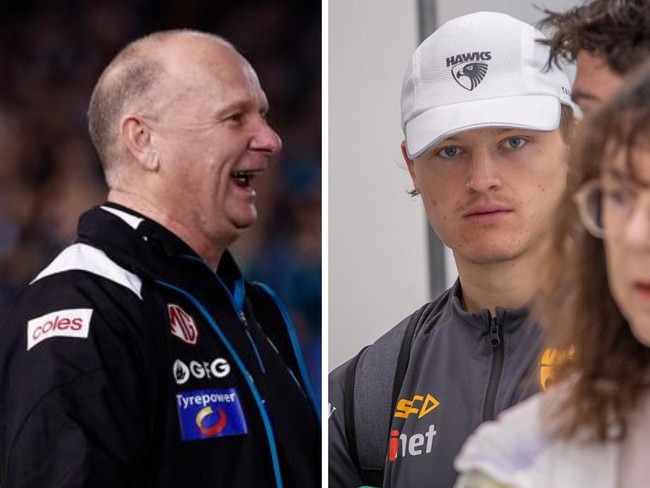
[232,170,259,188]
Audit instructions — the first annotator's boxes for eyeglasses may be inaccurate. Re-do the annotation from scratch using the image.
[573,178,650,239]
[573,180,606,238]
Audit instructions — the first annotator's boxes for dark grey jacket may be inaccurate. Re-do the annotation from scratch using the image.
[328,281,545,488]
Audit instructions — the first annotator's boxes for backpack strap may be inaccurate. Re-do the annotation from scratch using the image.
[343,344,370,480]
[346,289,451,487]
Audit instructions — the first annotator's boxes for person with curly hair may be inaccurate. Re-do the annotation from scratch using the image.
[454,59,650,488]
[539,0,650,116]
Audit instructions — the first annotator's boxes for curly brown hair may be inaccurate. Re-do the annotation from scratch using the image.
[539,0,650,74]
[537,59,650,442]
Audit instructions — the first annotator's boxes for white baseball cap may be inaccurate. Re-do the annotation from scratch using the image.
[401,11,576,159]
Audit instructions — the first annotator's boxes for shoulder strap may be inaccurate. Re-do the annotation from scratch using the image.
[343,345,370,479]
[346,289,451,487]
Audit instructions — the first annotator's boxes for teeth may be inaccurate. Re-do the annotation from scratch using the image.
[233,170,251,187]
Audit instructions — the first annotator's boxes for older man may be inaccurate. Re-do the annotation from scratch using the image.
[0,30,319,487]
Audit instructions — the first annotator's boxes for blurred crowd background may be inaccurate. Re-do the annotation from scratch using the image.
[0,0,322,401]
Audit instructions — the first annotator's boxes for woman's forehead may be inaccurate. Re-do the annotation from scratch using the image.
[603,144,650,185]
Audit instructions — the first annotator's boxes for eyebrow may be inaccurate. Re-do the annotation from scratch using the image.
[602,167,640,187]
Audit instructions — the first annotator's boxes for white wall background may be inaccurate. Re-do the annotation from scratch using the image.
[328,0,580,370]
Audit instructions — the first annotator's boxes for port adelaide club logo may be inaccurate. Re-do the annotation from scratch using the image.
[446,51,491,91]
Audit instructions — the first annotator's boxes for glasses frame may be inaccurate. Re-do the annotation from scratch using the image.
[573,179,606,239]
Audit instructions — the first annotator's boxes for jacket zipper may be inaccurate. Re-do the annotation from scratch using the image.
[482,314,504,421]
[182,256,268,374]
[239,311,266,373]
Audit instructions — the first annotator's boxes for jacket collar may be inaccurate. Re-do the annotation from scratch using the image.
[75,203,243,293]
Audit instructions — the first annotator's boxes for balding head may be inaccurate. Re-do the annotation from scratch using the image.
[87,29,238,188]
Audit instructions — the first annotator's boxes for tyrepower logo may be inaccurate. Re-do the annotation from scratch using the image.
[176,388,248,441]
[388,424,438,461]
[394,393,440,419]
[27,308,93,351]
[168,304,198,345]
[173,358,231,385]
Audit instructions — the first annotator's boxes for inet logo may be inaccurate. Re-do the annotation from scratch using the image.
[387,424,438,461]
[394,393,440,419]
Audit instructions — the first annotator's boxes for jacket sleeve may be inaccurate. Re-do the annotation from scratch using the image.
[0,279,161,487]
[328,358,365,488]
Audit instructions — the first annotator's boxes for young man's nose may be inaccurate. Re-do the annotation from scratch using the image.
[466,151,501,192]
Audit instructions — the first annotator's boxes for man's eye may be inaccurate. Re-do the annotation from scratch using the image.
[503,137,527,149]
[227,113,245,125]
[437,146,459,158]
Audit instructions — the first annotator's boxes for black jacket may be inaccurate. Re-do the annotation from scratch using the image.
[328,281,544,488]
[0,204,320,487]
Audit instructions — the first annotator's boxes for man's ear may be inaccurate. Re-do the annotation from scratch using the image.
[401,141,419,192]
[120,115,159,171]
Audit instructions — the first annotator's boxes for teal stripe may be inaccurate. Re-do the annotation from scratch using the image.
[252,281,320,420]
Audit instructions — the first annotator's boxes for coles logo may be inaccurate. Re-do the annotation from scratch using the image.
[173,358,231,385]
[27,308,93,351]
[168,304,198,345]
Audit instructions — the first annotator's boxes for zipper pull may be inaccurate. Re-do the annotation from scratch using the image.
[489,316,501,347]
[239,311,249,327]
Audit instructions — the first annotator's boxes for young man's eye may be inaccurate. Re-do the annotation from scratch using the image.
[437,146,459,158]
[502,137,527,149]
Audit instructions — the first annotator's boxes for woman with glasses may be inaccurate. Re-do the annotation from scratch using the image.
[452,61,650,488]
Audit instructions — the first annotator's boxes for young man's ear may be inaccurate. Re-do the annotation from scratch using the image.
[120,115,159,171]
[401,141,419,193]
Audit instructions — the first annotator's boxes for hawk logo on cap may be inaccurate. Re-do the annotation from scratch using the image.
[452,62,488,91]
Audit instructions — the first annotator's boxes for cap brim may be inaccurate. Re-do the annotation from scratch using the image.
[404,95,561,159]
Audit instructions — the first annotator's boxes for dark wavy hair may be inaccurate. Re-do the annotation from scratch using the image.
[538,60,650,441]
[538,0,650,74]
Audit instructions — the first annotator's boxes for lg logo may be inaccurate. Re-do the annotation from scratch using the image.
[173,358,231,385]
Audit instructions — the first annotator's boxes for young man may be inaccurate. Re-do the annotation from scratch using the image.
[0,30,319,487]
[329,12,575,488]
[540,0,650,116]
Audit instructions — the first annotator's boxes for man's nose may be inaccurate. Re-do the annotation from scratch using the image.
[467,150,501,192]
[251,120,283,155]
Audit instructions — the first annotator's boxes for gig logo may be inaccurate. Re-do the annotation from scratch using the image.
[176,388,248,441]
[387,424,438,461]
[27,308,93,351]
[446,51,492,91]
[168,304,198,345]
[173,358,231,385]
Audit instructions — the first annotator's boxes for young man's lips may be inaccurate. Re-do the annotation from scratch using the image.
[462,204,513,223]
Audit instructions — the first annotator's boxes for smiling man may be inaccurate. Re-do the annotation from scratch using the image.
[329,12,575,488]
[0,30,319,487]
